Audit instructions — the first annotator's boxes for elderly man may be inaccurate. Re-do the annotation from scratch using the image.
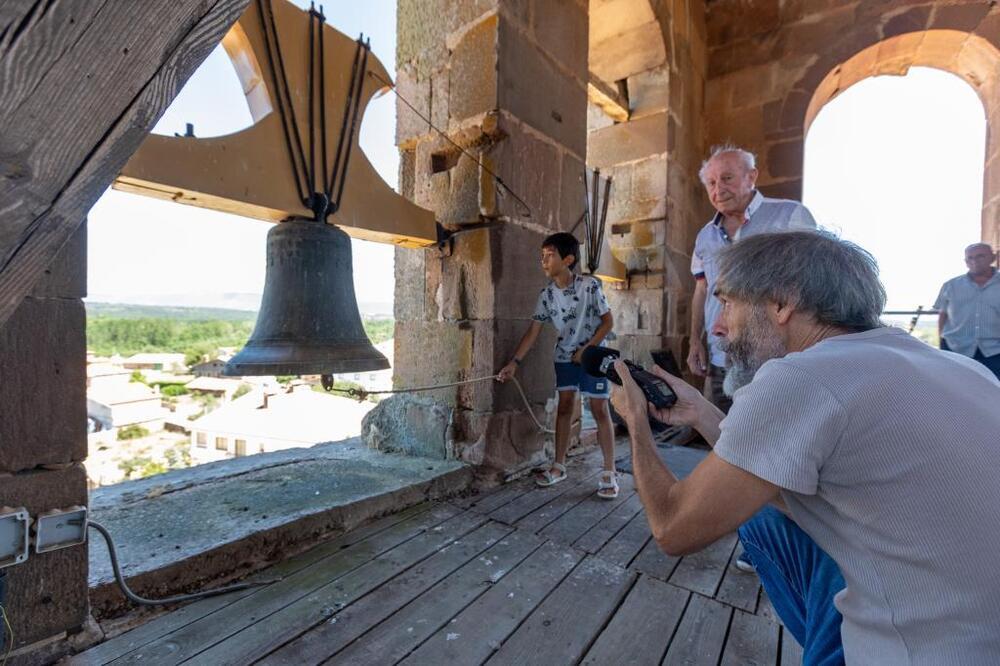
[689,145,816,412]
[613,232,1000,665]
[934,242,1000,379]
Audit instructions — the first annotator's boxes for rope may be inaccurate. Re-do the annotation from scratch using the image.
[329,375,554,434]
[368,70,533,220]
[88,521,278,607]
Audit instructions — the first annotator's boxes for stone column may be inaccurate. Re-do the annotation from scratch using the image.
[587,0,710,372]
[393,0,588,476]
[0,222,89,651]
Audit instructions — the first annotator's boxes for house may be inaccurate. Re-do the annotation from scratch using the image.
[185,376,248,402]
[333,338,394,393]
[87,381,168,432]
[188,384,375,462]
[122,352,187,372]
[191,358,229,377]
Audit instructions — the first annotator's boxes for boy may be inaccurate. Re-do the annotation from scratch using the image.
[497,232,619,498]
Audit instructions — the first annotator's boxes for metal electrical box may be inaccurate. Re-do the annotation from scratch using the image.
[35,506,88,553]
[0,507,30,569]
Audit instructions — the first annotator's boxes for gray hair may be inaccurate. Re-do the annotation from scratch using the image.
[715,231,886,331]
[698,144,757,184]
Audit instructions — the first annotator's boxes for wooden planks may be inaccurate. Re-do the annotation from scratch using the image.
[669,533,738,597]
[398,540,582,665]
[539,476,636,546]
[102,505,462,665]
[0,0,250,329]
[324,529,548,664]
[661,593,733,665]
[573,492,643,553]
[715,544,762,613]
[720,610,780,666]
[595,508,652,568]
[183,511,488,665]
[631,535,681,580]
[484,556,634,665]
[489,468,601,526]
[780,628,804,666]
[581,574,688,666]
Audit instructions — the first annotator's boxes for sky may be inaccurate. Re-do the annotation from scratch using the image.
[87,0,399,311]
[88,12,988,316]
[803,66,986,310]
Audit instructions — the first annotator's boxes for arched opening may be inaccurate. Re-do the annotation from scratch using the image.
[803,66,986,343]
[85,1,400,486]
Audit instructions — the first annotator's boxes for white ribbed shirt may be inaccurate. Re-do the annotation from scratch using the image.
[715,327,1000,665]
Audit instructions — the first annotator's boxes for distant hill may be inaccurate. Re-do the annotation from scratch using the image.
[85,295,393,318]
[86,302,256,322]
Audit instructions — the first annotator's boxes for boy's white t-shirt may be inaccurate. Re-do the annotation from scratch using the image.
[532,274,611,363]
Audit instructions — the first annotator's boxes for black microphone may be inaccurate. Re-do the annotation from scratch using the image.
[582,346,677,409]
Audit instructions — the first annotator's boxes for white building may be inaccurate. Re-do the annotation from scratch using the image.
[188,384,376,462]
[185,376,248,402]
[333,339,394,393]
[122,352,187,372]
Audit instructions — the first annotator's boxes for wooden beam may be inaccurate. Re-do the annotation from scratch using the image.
[0,0,252,331]
[588,74,630,123]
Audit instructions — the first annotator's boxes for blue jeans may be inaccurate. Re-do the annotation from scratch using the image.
[739,507,846,666]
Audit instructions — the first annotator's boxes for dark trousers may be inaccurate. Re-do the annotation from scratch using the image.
[940,339,1000,380]
[706,364,733,413]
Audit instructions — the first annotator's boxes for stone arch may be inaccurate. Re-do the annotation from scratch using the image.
[705,3,1000,249]
[801,30,1000,245]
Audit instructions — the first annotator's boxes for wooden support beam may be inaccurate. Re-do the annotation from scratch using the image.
[588,74,630,123]
[0,0,252,331]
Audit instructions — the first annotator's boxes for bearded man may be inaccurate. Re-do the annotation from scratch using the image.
[611,232,1000,665]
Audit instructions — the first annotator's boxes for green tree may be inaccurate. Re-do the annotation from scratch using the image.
[117,424,150,441]
[129,370,146,384]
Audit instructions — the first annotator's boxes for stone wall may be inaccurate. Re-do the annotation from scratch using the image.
[394,0,589,475]
[705,0,1000,246]
[588,0,711,370]
[0,222,89,650]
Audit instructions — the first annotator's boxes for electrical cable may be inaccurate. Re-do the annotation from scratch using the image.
[368,70,534,220]
[87,521,277,607]
[0,604,12,666]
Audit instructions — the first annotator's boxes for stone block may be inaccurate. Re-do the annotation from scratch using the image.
[0,464,88,649]
[477,410,548,474]
[431,70,450,130]
[766,139,804,180]
[531,0,588,82]
[628,66,670,119]
[487,114,564,226]
[0,297,86,473]
[706,0,780,45]
[587,112,669,169]
[361,394,453,459]
[758,178,803,202]
[591,20,666,84]
[498,17,587,158]
[607,287,664,336]
[936,2,992,33]
[398,0,497,67]
[30,219,86,299]
[393,320,474,406]
[449,13,499,122]
[881,5,931,39]
[491,222,549,320]
[394,245,426,322]
[630,154,668,202]
[395,66,431,147]
[429,152,482,226]
[560,152,587,232]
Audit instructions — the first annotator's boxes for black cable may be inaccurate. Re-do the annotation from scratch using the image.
[328,36,365,212]
[88,521,277,607]
[332,38,368,212]
[368,69,534,219]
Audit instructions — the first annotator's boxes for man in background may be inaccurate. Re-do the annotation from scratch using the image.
[935,242,1000,379]
[689,145,817,412]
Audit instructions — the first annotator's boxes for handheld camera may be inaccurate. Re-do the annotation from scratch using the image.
[581,346,677,409]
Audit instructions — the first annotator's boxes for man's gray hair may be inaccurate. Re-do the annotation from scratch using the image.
[698,144,757,183]
[715,231,886,331]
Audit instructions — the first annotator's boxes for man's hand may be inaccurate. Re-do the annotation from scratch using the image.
[687,340,708,377]
[497,361,518,383]
[611,361,711,428]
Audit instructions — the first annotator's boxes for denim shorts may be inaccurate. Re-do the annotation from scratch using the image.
[554,362,610,398]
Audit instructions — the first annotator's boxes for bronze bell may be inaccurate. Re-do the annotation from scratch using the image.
[224,218,389,376]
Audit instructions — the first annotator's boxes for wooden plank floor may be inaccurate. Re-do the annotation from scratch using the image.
[73,450,802,666]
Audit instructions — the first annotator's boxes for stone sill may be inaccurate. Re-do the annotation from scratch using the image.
[87,439,472,619]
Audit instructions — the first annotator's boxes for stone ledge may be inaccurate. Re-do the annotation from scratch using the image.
[87,439,471,619]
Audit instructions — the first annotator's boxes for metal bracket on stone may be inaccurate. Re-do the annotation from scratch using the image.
[435,216,505,257]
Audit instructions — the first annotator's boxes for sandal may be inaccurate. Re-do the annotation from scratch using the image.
[597,471,619,500]
[535,462,567,487]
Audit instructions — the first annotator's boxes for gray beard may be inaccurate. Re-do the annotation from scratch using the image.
[719,306,787,396]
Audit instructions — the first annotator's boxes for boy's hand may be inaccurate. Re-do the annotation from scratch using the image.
[497,362,518,383]
[571,345,589,365]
